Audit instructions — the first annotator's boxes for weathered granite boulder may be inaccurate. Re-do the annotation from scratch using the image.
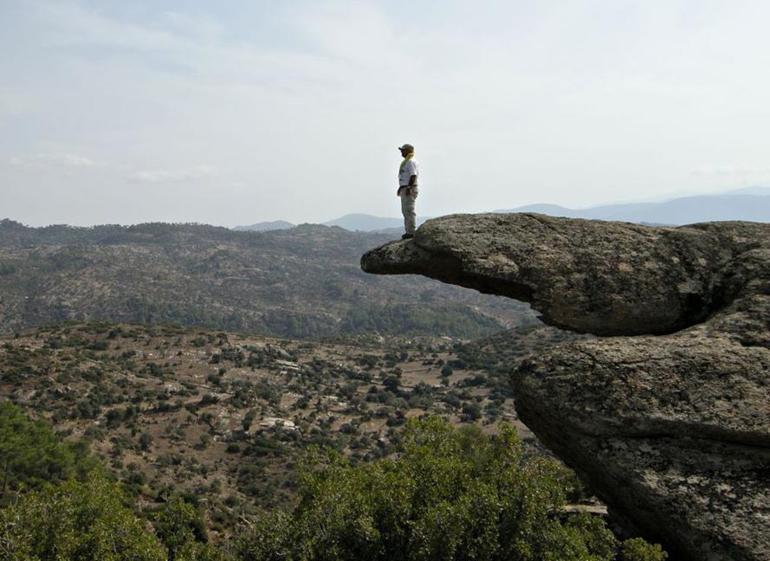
[361,213,770,561]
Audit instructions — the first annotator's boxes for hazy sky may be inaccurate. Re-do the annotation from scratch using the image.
[2,0,770,226]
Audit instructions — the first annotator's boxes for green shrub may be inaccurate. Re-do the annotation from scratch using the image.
[239,417,666,561]
[620,538,668,561]
[139,431,153,451]
[153,496,209,560]
[0,475,166,561]
[461,401,482,421]
[235,510,294,561]
[0,401,96,497]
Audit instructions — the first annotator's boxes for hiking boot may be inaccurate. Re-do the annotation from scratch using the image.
[401,233,414,240]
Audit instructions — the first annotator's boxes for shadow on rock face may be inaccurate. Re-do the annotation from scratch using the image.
[361,213,770,561]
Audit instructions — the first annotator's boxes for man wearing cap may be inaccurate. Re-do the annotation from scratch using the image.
[397,143,419,239]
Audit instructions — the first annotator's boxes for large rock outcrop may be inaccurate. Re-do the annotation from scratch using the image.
[361,213,770,561]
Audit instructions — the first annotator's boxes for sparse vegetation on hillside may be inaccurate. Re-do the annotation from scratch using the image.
[0,322,532,519]
[0,219,533,338]
[451,325,589,397]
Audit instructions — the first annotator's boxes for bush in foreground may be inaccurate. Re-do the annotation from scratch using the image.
[0,475,167,561]
[238,417,667,561]
[0,401,96,498]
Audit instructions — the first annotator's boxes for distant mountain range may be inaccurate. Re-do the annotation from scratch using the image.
[235,214,429,233]
[235,187,770,232]
[232,220,294,232]
[324,214,429,232]
[500,187,770,225]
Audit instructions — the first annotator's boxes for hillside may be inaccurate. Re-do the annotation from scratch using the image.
[0,322,545,525]
[0,219,534,338]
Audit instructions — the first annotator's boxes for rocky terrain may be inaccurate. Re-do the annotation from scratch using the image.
[362,213,770,561]
[0,219,533,339]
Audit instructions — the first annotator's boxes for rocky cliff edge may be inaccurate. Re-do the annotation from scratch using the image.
[361,213,770,561]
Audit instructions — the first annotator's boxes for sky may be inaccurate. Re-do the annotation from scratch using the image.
[1,0,770,227]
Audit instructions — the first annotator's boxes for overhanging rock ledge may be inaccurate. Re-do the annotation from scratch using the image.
[361,213,770,561]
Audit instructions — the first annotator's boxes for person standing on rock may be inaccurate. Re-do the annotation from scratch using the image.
[397,143,419,239]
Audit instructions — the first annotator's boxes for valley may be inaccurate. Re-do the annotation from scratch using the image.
[1,321,579,536]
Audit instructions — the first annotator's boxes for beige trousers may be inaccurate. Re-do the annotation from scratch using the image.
[399,186,418,234]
